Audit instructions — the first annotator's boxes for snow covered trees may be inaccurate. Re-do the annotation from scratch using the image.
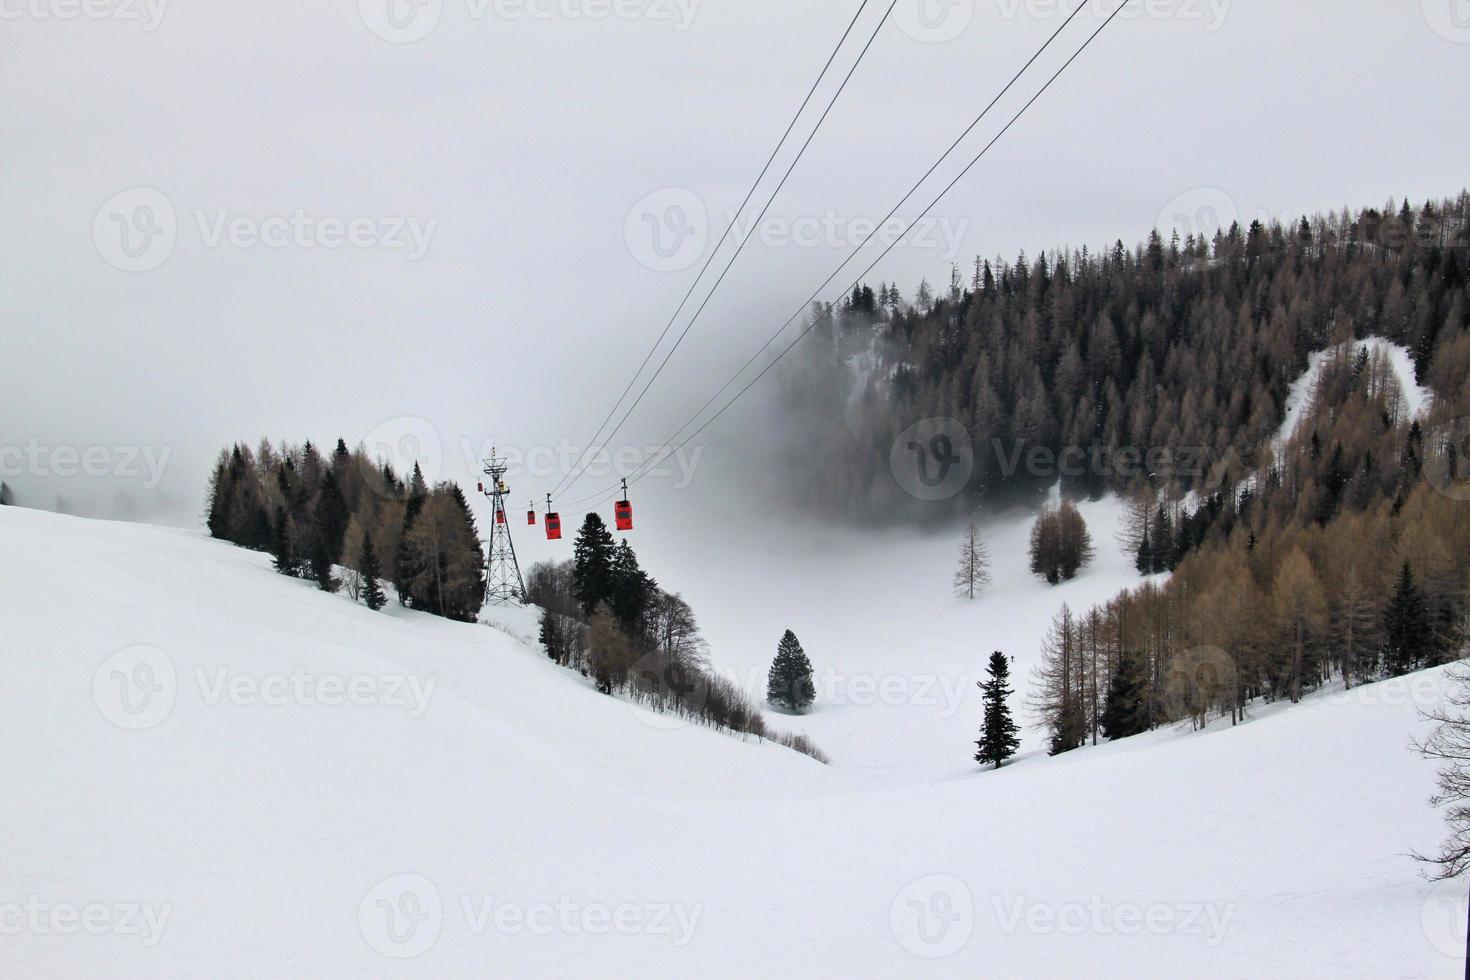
[953,523,991,600]
[767,630,816,712]
[1028,500,1094,585]
[974,651,1019,769]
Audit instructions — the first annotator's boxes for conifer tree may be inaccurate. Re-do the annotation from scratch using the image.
[270,507,294,576]
[767,630,816,712]
[539,607,564,664]
[974,651,1020,769]
[610,539,657,635]
[953,523,992,600]
[1384,561,1431,676]
[1100,649,1151,740]
[573,513,617,618]
[361,530,386,611]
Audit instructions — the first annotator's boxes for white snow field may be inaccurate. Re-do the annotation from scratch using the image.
[2,502,1465,977]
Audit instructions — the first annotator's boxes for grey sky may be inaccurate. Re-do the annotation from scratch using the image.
[4,0,1468,560]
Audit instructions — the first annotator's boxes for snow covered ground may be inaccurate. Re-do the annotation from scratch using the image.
[1,502,1464,977]
[1276,336,1433,451]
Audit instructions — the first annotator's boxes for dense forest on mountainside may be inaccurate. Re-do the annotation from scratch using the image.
[768,193,1470,746]
[768,192,1470,523]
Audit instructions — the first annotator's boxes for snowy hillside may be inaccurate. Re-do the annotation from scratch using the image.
[1,504,1464,978]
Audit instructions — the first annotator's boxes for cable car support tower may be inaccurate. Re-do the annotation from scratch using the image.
[481,451,525,606]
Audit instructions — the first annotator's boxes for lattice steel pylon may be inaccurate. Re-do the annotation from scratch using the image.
[481,451,525,606]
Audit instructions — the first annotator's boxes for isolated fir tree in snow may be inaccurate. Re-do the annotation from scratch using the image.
[360,530,386,611]
[767,630,816,712]
[974,651,1019,769]
[1100,648,1151,740]
[1384,561,1431,677]
[0,481,11,506]
[953,523,991,600]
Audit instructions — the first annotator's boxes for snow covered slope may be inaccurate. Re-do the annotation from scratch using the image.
[0,505,1463,978]
[1276,336,1433,450]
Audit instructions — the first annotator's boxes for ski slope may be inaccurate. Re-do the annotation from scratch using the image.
[0,504,1463,978]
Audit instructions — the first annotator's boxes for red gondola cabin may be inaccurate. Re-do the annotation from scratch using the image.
[545,513,562,541]
[614,499,634,531]
[527,510,537,526]
[495,508,506,525]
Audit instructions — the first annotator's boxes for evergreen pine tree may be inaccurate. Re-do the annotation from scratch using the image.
[361,530,386,611]
[974,651,1020,769]
[539,607,564,664]
[1135,527,1152,575]
[610,539,657,635]
[572,513,618,618]
[270,507,294,576]
[766,630,816,712]
[1099,649,1151,740]
[1384,561,1431,676]
[206,461,233,540]
[394,462,429,605]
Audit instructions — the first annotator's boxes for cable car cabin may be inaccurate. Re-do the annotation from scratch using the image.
[477,482,485,493]
[495,508,506,525]
[545,513,562,540]
[614,499,634,532]
[527,510,537,525]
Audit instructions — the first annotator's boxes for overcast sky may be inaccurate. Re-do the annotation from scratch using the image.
[4,0,1469,565]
